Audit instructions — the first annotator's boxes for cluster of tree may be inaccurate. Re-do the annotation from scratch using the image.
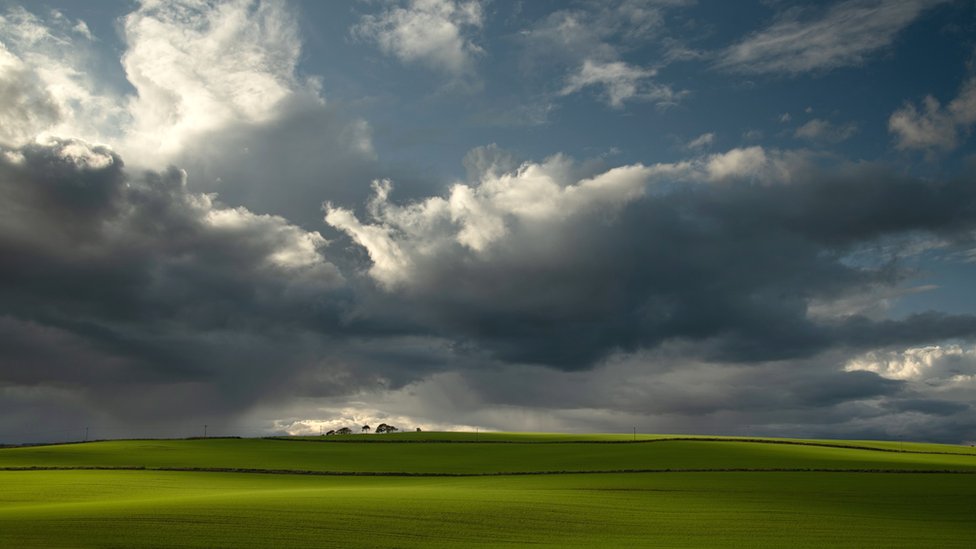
[321,423,401,435]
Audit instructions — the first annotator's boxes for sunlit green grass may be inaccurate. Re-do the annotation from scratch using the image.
[1,434,974,547]
[0,470,973,548]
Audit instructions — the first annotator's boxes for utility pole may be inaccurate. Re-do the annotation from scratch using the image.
[85,427,89,442]
[633,426,636,442]
[204,424,208,439]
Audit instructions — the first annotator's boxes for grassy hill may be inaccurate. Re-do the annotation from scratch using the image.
[2,434,974,474]
[1,433,974,547]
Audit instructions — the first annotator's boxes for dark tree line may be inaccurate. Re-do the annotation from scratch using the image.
[321,423,399,435]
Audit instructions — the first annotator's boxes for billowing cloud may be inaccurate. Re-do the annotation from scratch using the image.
[0,6,125,146]
[0,2,379,229]
[326,154,654,287]
[846,344,976,383]
[352,0,484,76]
[326,147,976,371]
[718,0,946,75]
[121,0,309,162]
[121,1,381,227]
[889,77,976,151]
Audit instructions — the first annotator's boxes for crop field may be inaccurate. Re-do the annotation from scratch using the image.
[1,433,974,547]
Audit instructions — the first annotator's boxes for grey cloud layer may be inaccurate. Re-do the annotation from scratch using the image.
[282,346,973,443]
[6,138,976,440]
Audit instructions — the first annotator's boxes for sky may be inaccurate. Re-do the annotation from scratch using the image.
[2,0,976,444]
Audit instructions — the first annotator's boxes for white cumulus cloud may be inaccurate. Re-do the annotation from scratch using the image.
[845,344,976,385]
[0,6,124,146]
[353,0,484,76]
[888,77,976,151]
[122,0,309,161]
[325,155,656,288]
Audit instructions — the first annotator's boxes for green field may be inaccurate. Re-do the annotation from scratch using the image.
[1,433,974,547]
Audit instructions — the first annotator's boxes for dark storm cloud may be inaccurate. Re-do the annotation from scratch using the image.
[831,313,976,349]
[324,350,966,441]
[885,398,969,416]
[449,352,904,417]
[0,138,352,422]
[6,136,976,442]
[792,369,903,407]
[330,158,976,370]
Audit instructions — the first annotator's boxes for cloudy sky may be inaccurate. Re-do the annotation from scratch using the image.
[2,0,976,444]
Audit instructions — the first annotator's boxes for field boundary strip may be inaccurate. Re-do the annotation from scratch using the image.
[2,466,975,476]
[268,436,976,457]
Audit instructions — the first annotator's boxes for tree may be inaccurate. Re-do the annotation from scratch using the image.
[325,430,335,436]
[336,427,353,435]
[375,423,399,434]
[361,424,371,433]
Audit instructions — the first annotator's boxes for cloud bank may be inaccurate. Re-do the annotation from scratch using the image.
[2,1,976,445]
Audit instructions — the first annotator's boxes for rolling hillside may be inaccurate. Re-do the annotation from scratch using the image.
[1,433,974,547]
